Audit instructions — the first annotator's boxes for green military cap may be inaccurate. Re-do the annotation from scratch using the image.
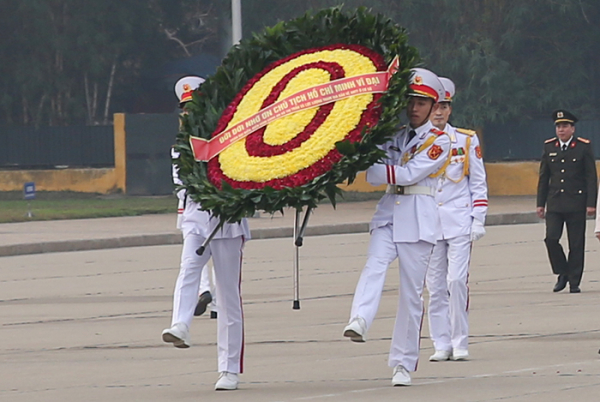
[552,109,578,125]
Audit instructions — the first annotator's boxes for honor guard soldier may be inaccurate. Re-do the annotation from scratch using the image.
[536,110,597,294]
[172,76,217,319]
[343,68,451,386]
[425,77,488,362]
[164,76,251,391]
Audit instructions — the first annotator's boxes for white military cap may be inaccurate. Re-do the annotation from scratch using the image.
[174,76,205,105]
[408,68,445,103]
[438,77,455,103]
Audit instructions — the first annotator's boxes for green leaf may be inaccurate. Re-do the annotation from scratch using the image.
[335,139,357,155]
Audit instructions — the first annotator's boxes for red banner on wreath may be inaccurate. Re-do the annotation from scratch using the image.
[190,56,399,162]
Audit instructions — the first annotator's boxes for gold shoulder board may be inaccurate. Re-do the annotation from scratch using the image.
[544,137,556,144]
[456,128,476,136]
[577,137,590,144]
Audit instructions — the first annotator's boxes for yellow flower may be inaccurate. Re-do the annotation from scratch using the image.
[218,49,376,182]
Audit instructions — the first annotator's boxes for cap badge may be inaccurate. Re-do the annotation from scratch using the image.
[414,75,423,85]
[557,111,564,118]
[183,83,191,91]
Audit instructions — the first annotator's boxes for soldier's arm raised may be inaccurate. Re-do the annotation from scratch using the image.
[366,134,451,186]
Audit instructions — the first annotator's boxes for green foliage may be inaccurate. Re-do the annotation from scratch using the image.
[385,0,600,126]
[240,0,600,126]
[0,192,174,223]
[3,0,598,128]
[0,0,216,126]
[174,6,419,223]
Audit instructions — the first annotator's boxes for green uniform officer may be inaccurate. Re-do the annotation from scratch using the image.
[536,110,597,293]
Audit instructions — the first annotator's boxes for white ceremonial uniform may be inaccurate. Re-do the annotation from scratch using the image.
[349,120,451,372]
[426,124,488,352]
[170,148,250,373]
[173,149,215,311]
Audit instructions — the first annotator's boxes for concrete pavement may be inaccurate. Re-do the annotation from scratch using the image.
[1,222,599,401]
[0,195,540,257]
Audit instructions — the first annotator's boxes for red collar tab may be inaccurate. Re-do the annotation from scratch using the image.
[429,128,445,136]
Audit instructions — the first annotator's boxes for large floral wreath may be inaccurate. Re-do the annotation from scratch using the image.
[174,7,418,223]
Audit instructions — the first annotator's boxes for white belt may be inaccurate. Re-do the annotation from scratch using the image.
[386,185,435,196]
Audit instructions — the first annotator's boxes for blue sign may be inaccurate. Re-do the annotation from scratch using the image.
[24,182,36,200]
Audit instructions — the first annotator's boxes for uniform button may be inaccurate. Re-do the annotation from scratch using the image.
[561,159,565,163]
[573,159,577,162]
[561,179,564,183]
[561,169,565,173]
[561,189,565,192]
[438,202,443,206]
[579,190,583,193]
[396,201,400,205]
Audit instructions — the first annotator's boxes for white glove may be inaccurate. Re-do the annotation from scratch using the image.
[470,218,486,242]
[176,188,186,201]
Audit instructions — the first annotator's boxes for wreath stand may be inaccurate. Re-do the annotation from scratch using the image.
[292,206,312,310]
[194,207,312,310]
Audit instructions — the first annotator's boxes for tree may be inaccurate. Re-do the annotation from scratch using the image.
[384,0,600,126]
[2,1,598,127]
[0,0,219,126]
[239,0,600,126]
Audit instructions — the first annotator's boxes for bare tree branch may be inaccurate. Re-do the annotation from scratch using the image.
[103,59,117,125]
[579,0,591,24]
[164,28,191,57]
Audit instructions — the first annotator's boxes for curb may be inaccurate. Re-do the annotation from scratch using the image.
[0,213,542,258]
[485,212,541,226]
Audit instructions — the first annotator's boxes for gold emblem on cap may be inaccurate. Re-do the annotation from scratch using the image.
[557,111,564,118]
[414,75,423,85]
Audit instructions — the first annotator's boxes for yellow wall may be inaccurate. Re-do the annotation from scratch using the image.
[0,113,127,194]
[340,161,600,196]
[0,168,122,193]
[1,116,596,196]
[485,162,540,196]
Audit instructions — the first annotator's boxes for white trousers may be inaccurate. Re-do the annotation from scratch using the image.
[171,233,245,373]
[426,235,471,351]
[349,225,434,372]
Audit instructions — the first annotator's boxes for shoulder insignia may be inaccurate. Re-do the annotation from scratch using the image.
[577,137,590,144]
[429,128,446,136]
[399,125,406,130]
[456,128,476,136]
[428,144,444,160]
[544,137,556,144]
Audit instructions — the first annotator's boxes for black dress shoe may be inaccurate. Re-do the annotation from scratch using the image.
[569,286,581,293]
[194,291,213,316]
[553,275,568,292]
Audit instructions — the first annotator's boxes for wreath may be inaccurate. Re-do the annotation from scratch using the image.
[174,6,419,223]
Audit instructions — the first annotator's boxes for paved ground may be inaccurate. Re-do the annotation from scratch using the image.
[0,195,540,257]
[2,195,600,401]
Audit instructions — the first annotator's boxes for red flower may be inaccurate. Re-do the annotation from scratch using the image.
[208,43,385,189]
